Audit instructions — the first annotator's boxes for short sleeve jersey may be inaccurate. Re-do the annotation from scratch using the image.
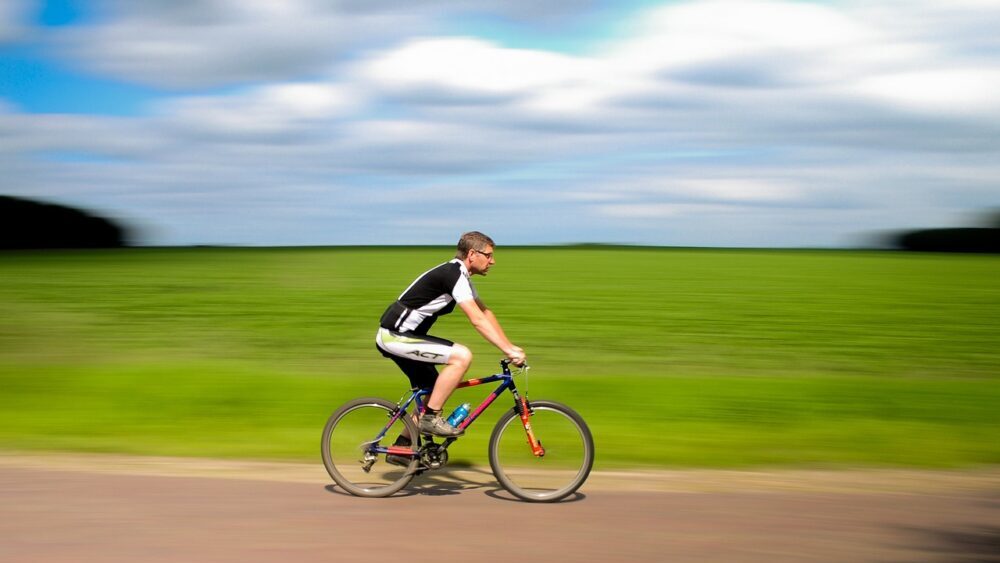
[380,259,478,334]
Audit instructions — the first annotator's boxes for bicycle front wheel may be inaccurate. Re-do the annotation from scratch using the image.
[321,397,419,498]
[488,400,594,502]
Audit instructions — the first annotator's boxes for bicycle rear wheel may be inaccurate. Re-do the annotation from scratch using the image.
[321,397,419,498]
[488,400,594,502]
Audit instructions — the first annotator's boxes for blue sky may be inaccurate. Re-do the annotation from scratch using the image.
[2,0,998,246]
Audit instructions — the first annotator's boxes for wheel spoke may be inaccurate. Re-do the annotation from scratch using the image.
[322,399,418,497]
[490,401,594,502]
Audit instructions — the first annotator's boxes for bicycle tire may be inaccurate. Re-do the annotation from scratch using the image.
[321,397,420,498]
[488,399,594,502]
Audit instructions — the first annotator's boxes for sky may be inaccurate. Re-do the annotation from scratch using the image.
[1,0,999,247]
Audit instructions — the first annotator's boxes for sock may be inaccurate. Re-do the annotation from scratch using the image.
[423,407,440,417]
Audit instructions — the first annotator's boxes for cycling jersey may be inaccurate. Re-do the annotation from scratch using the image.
[379,259,478,335]
[376,258,478,387]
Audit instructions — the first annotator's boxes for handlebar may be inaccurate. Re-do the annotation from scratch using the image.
[500,358,529,374]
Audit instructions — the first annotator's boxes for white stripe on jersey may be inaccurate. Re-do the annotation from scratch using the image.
[395,259,477,333]
[399,293,452,332]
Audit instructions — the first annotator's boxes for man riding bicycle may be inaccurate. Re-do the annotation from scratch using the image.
[376,231,527,439]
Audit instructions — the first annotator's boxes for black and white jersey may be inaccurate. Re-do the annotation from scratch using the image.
[379,259,478,335]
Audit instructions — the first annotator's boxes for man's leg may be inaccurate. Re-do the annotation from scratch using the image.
[412,344,473,438]
[426,343,472,412]
[377,329,471,437]
[389,345,471,460]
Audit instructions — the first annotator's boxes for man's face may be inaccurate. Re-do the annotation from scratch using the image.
[468,245,495,275]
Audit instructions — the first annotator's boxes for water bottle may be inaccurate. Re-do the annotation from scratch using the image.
[446,403,471,426]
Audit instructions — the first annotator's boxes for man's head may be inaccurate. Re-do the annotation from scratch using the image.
[456,231,496,275]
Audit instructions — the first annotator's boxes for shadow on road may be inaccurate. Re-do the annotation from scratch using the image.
[322,464,587,503]
[406,465,497,497]
[900,525,1000,562]
[902,493,1000,562]
[322,465,495,499]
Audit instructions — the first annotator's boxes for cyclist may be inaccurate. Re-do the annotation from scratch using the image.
[376,231,526,446]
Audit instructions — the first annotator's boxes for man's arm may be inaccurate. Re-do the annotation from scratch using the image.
[458,299,525,365]
[475,297,510,342]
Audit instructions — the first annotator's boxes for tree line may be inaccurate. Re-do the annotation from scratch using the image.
[1,195,130,249]
[893,211,1000,253]
[2,194,997,252]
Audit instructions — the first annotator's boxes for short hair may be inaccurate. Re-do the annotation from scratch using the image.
[456,231,495,259]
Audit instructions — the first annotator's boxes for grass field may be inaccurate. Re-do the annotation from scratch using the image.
[1,246,998,469]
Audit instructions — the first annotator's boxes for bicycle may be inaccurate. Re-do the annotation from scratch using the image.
[321,359,594,502]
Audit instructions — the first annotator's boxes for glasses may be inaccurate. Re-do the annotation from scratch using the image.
[473,249,494,260]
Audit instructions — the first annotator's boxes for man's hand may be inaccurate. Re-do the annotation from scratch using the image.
[506,346,527,367]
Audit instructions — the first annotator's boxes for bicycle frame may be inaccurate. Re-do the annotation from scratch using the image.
[372,360,545,460]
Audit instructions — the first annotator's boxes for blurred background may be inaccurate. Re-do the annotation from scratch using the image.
[1,0,999,248]
[2,246,998,468]
[1,1,998,471]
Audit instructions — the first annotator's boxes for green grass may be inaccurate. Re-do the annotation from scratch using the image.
[1,246,999,469]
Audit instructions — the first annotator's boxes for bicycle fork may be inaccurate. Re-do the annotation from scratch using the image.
[513,392,545,458]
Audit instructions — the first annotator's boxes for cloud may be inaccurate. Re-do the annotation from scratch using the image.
[4,1,1000,246]
[159,82,361,138]
[0,0,33,43]
[354,0,1000,152]
[852,69,1000,114]
[0,111,164,158]
[609,0,875,76]
[363,37,595,97]
[52,0,594,88]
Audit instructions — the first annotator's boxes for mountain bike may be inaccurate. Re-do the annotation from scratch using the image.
[321,359,594,502]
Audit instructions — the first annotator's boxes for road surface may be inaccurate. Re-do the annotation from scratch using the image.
[1,454,997,562]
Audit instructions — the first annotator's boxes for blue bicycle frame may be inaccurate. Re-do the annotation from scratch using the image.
[370,359,544,459]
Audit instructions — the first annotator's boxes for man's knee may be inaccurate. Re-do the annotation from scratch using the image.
[449,344,472,367]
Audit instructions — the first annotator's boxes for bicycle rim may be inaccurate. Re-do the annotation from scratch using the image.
[489,401,594,502]
[321,398,418,498]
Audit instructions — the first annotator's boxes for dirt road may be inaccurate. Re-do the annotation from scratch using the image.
[1,454,997,562]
